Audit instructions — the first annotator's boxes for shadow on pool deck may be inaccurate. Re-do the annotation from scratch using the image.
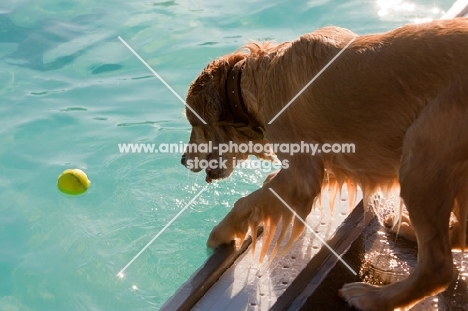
[299,217,468,311]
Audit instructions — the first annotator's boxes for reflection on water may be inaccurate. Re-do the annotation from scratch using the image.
[377,0,446,24]
[377,0,416,17]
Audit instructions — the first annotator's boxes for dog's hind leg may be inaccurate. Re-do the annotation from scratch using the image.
[341,84,468,310]
[385,197,468,250]
[450,190,468,252]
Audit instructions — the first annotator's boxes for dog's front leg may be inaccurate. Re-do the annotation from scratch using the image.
[207,156,323,262]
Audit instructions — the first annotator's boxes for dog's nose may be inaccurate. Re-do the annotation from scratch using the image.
[181,153,187,166]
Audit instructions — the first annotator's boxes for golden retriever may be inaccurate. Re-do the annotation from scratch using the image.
[181,18,468,310]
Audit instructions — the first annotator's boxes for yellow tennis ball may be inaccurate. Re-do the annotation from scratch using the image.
[57,169,91,195]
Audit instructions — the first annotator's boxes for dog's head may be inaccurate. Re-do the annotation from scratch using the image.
[181,50,273,182]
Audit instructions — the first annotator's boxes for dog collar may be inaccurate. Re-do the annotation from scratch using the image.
[224,60,266,140]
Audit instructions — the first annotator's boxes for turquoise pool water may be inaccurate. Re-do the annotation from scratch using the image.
[0,0,455,310]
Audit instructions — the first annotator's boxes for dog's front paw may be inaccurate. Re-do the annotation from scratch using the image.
[206,187,307,263]
[207,223,238,249]
[340,282,391,311]
[207,196,257,250]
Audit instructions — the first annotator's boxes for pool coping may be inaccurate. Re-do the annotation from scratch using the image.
[271,201,374,310]
[160,228,263,311]
[161,201,373,311]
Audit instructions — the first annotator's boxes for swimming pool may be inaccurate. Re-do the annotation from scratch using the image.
[0,0,455,309]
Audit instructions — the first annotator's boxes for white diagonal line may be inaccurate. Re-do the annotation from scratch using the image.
[268,37,356,124]
[118,36,207,125]
[268,187,357,275]
[117,185,209,278]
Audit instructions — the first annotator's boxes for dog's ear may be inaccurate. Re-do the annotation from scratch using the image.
[186,53,247,125]
[185,68,224,125]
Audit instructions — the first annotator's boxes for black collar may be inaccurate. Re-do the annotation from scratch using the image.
[224,60,265,140]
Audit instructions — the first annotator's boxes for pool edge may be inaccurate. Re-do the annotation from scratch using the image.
[271,201,374,310]
[160,228,262,311]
